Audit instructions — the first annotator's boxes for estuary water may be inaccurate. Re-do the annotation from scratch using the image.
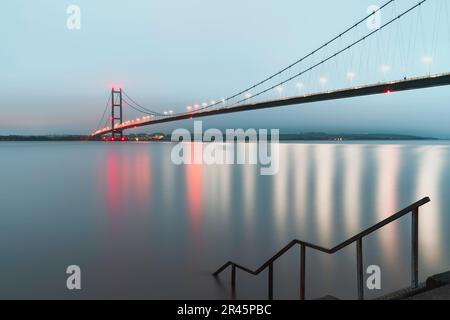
[0,141,449,299]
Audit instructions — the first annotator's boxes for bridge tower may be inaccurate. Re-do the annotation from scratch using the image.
[111,87,123,141]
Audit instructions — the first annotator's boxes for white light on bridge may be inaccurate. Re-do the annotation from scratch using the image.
[381,64,391,73]
[187,106,192,111]
[163,111,168,115]
[276,86,284,92]
[201,103,208,107]
[422,55,433,65]
[245,92,252,99]
[347,72,356,81]
[319,77,328,85]
[169,110,173,115]
[211,100,216,105]
[296,82,304,89]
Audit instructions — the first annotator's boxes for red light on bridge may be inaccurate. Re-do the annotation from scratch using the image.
[120,137,125,142]
[111,137,115,142]
[385,89,392,94]
[111,83,122,90]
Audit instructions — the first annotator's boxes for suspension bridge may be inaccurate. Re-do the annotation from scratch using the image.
[90,0,450,140]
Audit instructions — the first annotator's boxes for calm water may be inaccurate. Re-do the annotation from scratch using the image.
[0,141,449,299]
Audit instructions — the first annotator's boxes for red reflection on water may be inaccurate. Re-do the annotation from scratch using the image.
[376,146,399,219]
[105,151,122,216]
[186,163,203,231]
[343,145,363,235]
[133,152,151,208]
[376,145,400,267]
[103,149,152,220]
[415,147,444,264]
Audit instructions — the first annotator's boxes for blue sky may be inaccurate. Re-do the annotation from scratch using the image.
[1,0,450,137]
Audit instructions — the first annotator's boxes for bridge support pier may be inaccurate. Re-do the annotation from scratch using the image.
[111,87,123,141]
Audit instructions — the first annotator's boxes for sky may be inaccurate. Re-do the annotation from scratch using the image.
[1,0,450,137]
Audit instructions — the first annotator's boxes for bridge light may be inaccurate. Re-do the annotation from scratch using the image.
[169,110,173,115]
[163,111,168,115]
[319,77,328,85]
[381,64,390,73]
[245,92,252,99]
[120,137,125,141]
[296,82,304,89]
[422,55,433,65]
[187,106,192,111]
[111,137,115,141]
[211,100,216,105]
[276,86,284,98]
[347,72,356,82]
[385,89,392,94]
[202,103,208,107]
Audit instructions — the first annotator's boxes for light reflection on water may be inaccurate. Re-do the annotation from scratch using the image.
[0,141,449,299]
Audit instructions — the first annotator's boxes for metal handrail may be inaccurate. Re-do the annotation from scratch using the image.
[213,197,431,300]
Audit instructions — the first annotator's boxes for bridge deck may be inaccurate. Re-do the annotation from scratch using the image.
[91,72,450,137]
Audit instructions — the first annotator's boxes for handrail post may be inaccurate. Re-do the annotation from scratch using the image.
[268,263,274,300]
[300,244,306,300]
[212,198,430,301]
[411,208,419,288]
[356,238,364,300]
[231,264,236,299]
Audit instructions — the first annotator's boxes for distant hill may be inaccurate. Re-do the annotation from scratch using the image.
[279,132,438,141]
[0,132,439,141]
[0,135,88,141]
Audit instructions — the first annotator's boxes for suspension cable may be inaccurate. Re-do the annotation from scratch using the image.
[122,98,164,116]
[122,0,396,118]
[196,0,396,112]
[232,0,427,106]
[95,94,111,131]
[122,90,164,116]
[94,0,429,128]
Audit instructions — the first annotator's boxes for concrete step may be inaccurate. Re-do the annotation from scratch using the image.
[404,271,450,300]
[406,284,450,300]
[316,295,340,300]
